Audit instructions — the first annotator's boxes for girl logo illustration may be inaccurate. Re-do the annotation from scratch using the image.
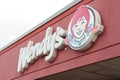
[65,5,104,51]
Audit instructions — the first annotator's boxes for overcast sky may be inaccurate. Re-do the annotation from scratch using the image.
[0,0,74,50]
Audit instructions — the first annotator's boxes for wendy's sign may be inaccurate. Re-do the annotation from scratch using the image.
[65,5,104,51]
[17,27,67,73]
[17,5,104,73]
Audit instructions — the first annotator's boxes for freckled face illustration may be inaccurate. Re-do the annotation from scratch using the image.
[66,5,103,51]
[72,16,87,38]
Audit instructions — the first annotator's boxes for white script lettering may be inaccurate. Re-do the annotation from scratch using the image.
[17,27,67,73]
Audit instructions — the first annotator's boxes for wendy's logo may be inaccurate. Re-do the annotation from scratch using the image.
[65,5,104,51]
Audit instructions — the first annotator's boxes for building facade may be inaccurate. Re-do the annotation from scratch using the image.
[0,0,120,80]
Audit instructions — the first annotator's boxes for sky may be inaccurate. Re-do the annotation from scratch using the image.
[0,0,74,51]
